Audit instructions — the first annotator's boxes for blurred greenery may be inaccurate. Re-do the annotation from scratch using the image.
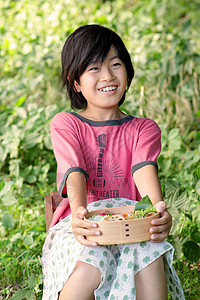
[0,0,199,299]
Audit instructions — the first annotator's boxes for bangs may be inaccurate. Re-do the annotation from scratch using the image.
[76,26,123,77]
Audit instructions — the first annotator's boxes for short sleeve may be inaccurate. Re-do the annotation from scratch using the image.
[50,113,89,197]
[131,119,161,175]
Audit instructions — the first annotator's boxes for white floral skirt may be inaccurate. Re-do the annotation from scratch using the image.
[42,198,185,300]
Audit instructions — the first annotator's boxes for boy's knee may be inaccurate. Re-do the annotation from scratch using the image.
[75,261,101,287]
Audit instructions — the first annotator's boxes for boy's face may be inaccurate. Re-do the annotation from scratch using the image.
[74,46,127,112]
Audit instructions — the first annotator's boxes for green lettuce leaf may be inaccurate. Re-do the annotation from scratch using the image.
[134,195,153,211]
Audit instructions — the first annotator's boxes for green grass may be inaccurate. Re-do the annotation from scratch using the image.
[174,260,200,299]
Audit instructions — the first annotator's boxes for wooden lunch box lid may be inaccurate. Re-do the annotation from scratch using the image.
[85,205,160,245]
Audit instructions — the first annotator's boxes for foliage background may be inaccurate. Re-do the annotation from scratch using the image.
[0,0,200,299]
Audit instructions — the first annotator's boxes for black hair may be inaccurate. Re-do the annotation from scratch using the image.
[61,24,134,109]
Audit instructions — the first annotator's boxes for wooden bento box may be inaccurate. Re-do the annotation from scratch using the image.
[85,206,160,245]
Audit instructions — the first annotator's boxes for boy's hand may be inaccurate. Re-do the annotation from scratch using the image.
[150,201,172,242]
[71,206,101,246]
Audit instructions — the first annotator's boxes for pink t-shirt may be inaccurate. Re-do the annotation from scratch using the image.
[50,112,161,227]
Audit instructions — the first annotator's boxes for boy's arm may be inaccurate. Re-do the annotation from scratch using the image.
[66,171,100,246]
[67,171,87,216]
[133,164,172,242]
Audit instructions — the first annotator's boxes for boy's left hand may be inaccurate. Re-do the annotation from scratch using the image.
[150,201,172,242]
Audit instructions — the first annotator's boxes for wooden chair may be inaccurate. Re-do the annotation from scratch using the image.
[45,192,63,231]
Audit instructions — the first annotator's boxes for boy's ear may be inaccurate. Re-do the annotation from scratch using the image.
[74,80,81,93]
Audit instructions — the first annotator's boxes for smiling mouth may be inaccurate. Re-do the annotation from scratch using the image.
[98,86,117,92]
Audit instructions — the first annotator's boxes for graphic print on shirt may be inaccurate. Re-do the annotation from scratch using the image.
[85,133,130,201]
[93,134,106,188]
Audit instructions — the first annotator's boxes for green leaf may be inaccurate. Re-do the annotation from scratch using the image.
[163,179,180,197]
[11,288,34,300]
[24,289,35,300]
[23,132,42,149]
[167,235,181,260]
[165,188,181,209]
[27,174,37,183]
[20,166,32,177]
[175,191,187,210]
[28,274,37,289]
[21,185,34,198]
[168,128,181,150]
[196,110,200,118]
[191,227,200,243]
[190,205,200,223]
[44,134,53,150]
[0,145,8,161]
[169,221,179,235]
[44,104,57,119]
[32,166,40,176]
[1,213,15,229]
[1,191,17,206]
[168,139,181,151]
[167,206,179,221]
[11,288,29,300]
[195,180,200,195]
[0,181,4,191]
[159,158,172,173]
[134,195,152,211]
[23,235,34,246]
[0,181,14,197]
[41,163,50,174]
[10,233,22,242]
[14,95,26,107]
[95,15,108,24]
[182,241,200,262]
[168,128,180,140]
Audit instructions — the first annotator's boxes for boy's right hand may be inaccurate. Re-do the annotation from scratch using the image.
[71,206,101,246]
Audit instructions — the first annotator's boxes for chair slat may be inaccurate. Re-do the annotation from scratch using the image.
[45,192,63,231]
[45,195,53,232]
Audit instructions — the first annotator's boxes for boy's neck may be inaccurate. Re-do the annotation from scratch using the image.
[78,107,127,121]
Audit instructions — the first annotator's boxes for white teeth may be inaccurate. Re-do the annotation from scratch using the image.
[99,86,117,92]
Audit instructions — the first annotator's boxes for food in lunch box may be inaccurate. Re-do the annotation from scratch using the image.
[88,205,157,222]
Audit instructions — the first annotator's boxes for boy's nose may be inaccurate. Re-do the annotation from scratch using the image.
[101,68,114,81]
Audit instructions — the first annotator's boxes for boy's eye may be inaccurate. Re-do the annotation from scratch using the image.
[88,66,99,71]
[112,62,121,67]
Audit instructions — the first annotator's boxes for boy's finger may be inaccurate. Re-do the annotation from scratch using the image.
[77,235,98,247]
[151,217,166,226]
[150,231,169,242]
[150,224,169,234]
[76,206,88,217]
[151,212,172,225]
[73,218,98,229]
[154,201,166,213]
[76,227,101,237]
